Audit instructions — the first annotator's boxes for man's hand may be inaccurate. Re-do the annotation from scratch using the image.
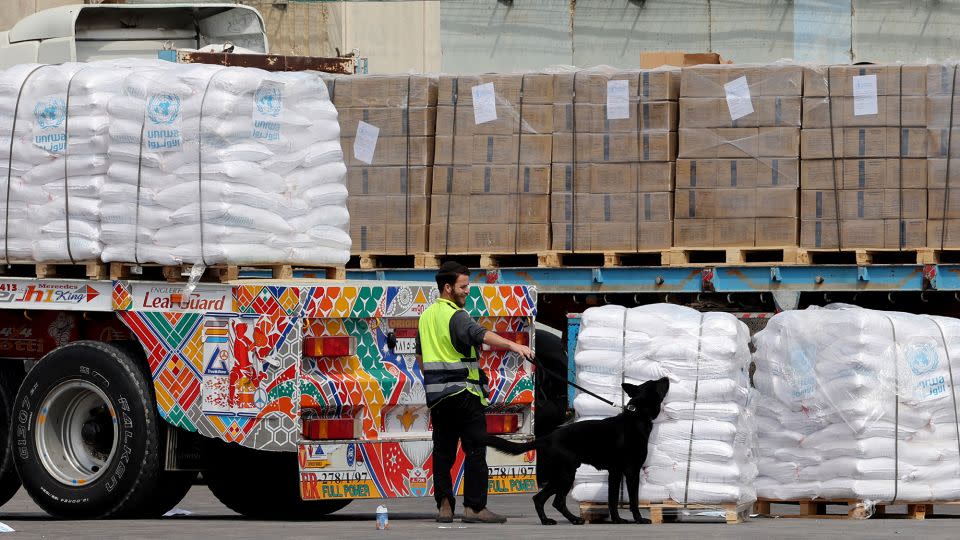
[510,342,535,360]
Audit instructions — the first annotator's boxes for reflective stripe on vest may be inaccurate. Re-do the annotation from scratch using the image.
[418,298,487,407]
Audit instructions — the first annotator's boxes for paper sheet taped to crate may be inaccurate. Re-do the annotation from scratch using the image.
[0,60,349,265]
[752,304,960,505]
[571,304,758,510]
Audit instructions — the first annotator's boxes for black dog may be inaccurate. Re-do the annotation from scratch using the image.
[484,378,670,525]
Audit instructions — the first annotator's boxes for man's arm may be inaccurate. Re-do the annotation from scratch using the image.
[450,311,534,360]
[415,332,423,373]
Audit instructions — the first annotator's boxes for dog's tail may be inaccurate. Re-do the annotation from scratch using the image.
[482,435,538,455]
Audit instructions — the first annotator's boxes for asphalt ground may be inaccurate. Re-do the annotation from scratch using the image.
[0,487,958,539]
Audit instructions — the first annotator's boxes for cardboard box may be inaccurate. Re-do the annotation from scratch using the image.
[640,51,723,69]
[926,128,960,158]
[680,64,803,98]
[338,107,437,137]
[758,127,800,157]
[637,221,674,249]
[927,64,960,96]
[430,193,549,225]
[680,97,801,128]
[756,218,799,246]
[802,65,928,98]
[555,101,678,133]
[429,223,551,253]
[428,165,551,195]
[801,96,927,129]
[676,188,797,219]
[801,189,926,220]
[551,162,674,193]
[329,74,438,108]
[551,192,673,223]
[552,132,677,163]
[927,158,960,188]
[434,134,553,165]
[556,70,680,103]
[679,128,759,159]
[800,219,925,249]
[436,104,554,135]
[799,159,927,190]
[676,158,799,189]
[674,218,758,247]
[924,96,960,128]
[348,195,430,225]
[347,166,432,196]
[343,136,434,167]
[551,222,638,251]
[800,128,927,159]
[437,73,556,106]
[351,224,429,254]
[928,219,960,248]
[927,189,960,219]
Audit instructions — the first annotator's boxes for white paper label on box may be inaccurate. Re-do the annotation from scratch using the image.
[723,76,754,121]
[853,74,879,116]
[353,121,380,165]
[606,79,630,120]
[472,82,497,124]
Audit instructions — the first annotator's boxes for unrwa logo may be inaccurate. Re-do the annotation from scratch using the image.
[34,96,66,129]
[255,84,282,117]
[147,93,181,125]
[906,343,939,376]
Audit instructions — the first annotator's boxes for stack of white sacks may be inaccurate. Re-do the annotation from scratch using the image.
[0,60,351,266]
[753,304,960,503]
[571,304,757,512]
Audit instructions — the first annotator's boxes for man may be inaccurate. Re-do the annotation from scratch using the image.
[416,261,535,524]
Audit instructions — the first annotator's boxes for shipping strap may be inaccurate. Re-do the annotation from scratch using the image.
[512,74,526,254]
[570,70,579,252]
[682,312,705,507]
[443,77,459,256]
[404,75,411,255]
[133,101,147,265]
[634,72,642,251]
[882,314,901,505]
[196,69,225,267]
[62,67,88,265]
[825,66,843,251]
[897,65,905,249]
[4,65,48,265]
[940,64,959,250]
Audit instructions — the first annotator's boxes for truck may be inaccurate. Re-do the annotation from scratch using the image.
[0,2,536,520]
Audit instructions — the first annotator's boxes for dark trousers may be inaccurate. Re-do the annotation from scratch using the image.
[430,390,488,512]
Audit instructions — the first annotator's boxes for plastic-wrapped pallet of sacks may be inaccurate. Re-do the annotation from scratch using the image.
[752,304,960,514]
[102,61,349,266]
[571,304,758,516]
[0,62,131,262]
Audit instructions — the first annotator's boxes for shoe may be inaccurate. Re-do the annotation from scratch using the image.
[436,499,454,523]
[463,507,507,524]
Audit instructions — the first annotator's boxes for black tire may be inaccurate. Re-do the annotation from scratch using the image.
[12,341,162,519]
[203,438,351,519]
[0,362,24,507]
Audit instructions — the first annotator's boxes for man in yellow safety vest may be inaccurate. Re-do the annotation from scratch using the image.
[416,261,535,524]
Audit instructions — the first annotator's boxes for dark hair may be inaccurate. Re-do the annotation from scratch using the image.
[436,261,469,292]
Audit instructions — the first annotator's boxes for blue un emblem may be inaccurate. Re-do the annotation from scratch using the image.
[907,343,939,376]
[255,85,282,117]
[34,97,66,129]
[147,93,181,125]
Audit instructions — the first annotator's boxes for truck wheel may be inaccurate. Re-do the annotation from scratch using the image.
[12,341,162,518]
[0,362,25,507]
[203,438,351,519]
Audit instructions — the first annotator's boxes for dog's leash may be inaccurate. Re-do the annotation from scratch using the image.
[527,354,618,408]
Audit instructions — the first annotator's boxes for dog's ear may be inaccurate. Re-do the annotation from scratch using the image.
[621,382,641,398]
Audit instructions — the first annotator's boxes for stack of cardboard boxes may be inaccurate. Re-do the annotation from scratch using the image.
[926,64,960,248]
[550,68,678,252]
[675,64,802,247]
[799,65,928,248]
[331,75,438,255]
[429,74,554,253]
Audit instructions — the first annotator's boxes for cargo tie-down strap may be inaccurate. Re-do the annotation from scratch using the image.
[940,64,959,250]
[681,312,705,507]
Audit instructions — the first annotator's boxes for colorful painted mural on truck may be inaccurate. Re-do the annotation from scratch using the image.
[113,281,537,457]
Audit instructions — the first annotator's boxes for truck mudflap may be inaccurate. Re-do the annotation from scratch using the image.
[298,441,537,500]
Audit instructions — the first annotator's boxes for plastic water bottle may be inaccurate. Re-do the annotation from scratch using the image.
[376,505,389,530]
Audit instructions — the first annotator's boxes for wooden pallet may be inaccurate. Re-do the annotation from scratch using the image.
[0,261,107,280]
[798,249,933,265]
[541,250,670,268]
[579,501,742,524]
[667,247,802,266]
[109,263,345,282]
[350,253,417,270]
[754,498,960,520]
[414,252,543,269]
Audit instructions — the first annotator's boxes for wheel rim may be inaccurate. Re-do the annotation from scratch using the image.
[36,380,118,486]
